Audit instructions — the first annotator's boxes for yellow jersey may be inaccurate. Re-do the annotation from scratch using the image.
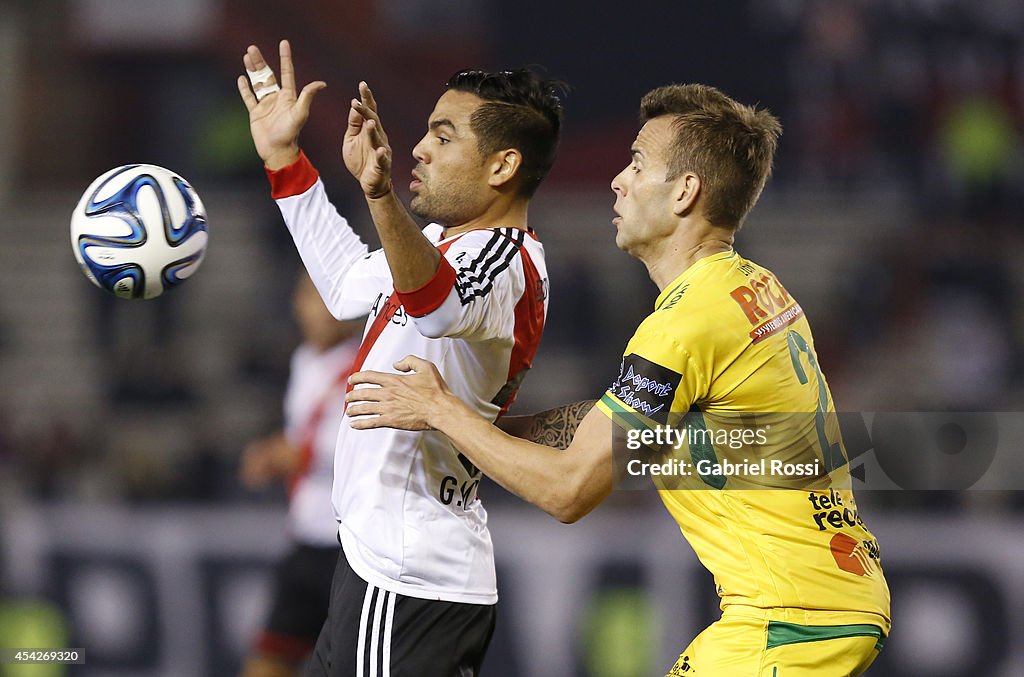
[597,250,890,632]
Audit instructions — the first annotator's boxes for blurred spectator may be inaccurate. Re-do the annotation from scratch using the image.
[238,272,363,677]
[936,91,1021,222]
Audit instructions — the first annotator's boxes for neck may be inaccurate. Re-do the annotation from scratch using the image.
[443,198,530,238]
[640,219,735,291]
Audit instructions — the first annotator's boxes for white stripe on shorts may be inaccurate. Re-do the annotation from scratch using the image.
[369,589,386,677]
[356,583,375,676]
[382,591,396,677]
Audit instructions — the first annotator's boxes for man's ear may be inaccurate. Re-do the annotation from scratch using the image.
[673,172,701,217]
[488,149,523,189]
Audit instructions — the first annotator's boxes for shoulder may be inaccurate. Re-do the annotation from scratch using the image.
[445,228,529,273]
[624,314,695,372]
[445,227,527,252]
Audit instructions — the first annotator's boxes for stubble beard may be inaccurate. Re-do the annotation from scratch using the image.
[409,192,434,220]
[410,182,469,227]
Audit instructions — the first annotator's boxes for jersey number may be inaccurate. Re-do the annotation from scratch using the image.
[684,329,847,489]
[785,329,847,473]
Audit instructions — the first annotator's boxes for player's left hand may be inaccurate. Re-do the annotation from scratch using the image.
[346,355,450,431]
[343,82,394,199]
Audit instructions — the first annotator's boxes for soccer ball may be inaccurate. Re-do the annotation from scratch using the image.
[70,164,209,300]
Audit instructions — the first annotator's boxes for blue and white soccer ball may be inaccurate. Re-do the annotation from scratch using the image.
[70,164,209,300]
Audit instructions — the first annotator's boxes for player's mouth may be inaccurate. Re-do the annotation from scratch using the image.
[410,170,424,192]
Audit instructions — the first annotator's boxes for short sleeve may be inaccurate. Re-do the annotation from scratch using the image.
[397,228,529,341]
[597,325,707,434]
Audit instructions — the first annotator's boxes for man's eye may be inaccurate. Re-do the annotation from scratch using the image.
[438,137,450,145]
[631,164,640,173]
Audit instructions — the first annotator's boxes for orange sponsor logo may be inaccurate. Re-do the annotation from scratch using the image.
[730,273,802,343]
[729,272,791,324]
[830,532,874,576]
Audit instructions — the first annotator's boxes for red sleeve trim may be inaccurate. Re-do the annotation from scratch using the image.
[395,256,457,317]
[265,150,319,199]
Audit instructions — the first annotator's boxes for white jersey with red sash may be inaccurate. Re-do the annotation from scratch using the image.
[267,152,548,604]
[284,339,358,547]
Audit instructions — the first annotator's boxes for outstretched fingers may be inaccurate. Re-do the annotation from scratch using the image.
[346,101,365,137]
[237,75,257,112]
[278,39,296,94]
[352,89,389,142]
[296,80,327,116]
[242,43,281,103]
[366,122,391,164]
[242,44,263,73]
[351,99,382,128]
[359,81,379,115]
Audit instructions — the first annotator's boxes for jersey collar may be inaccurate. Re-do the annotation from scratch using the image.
[654,250,736,310]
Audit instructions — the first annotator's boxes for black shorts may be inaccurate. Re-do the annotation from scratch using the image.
[306,549,496,677]
[255,544,340,662]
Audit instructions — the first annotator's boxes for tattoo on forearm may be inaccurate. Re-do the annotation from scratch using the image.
[523,400,596,450]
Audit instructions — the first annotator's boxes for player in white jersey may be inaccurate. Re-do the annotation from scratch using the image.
[236,40,565,675]
[240,273,363,677]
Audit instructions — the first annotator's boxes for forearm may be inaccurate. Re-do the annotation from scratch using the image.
[365,191,441,292]
[347,360,611,520]
[269,155,369,317]
[431,398,593,522]
[498,400,597,450]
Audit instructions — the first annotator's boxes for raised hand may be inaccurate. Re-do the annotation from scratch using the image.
[343,82,394,199]
[237,40,326,170]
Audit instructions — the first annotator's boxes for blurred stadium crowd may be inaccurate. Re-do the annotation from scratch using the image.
[1,1,1024,675]
[3,0,1021,504]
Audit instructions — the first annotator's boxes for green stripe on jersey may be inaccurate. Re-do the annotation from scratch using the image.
[766,621,885,651]
[598,392,657,434]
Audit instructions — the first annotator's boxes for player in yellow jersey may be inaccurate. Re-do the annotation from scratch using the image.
[345,83,891,676]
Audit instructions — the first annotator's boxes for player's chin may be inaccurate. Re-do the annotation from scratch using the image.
[408,194,427,217]
[613,230,631,252]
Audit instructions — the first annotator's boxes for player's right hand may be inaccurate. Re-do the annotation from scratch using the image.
[237,40,326,171]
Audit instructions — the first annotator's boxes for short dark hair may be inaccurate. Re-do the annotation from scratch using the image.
[640,84,782,228]
[446,69,566,198]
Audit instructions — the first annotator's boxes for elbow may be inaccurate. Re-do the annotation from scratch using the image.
[412,316,451,340]
[544,460,609,524]
[553,501,596,524]
[329,299,360,322]
[547,484,597,524]
[552,506,584,524]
